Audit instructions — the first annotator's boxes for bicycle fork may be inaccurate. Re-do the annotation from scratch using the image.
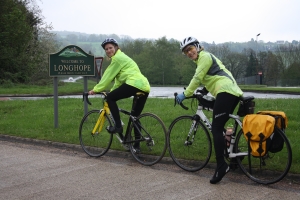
[185,116,200,146]
[92,110,106,135]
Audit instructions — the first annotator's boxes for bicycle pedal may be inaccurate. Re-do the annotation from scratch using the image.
[133,148,141,154]
[147,140,154,146]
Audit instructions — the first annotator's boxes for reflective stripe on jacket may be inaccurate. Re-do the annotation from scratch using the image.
[184,50,243,97]
[93,49,150,93]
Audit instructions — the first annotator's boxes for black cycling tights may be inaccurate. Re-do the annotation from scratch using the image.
[211,92,240,167]
[106,84,149,128]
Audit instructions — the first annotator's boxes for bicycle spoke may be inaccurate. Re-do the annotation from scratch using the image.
[129,113,167,166]
[235,129,292,184]
[168,115,212,172]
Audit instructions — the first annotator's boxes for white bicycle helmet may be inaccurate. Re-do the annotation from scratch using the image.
[180,37,201,52]
[101,38,118,49]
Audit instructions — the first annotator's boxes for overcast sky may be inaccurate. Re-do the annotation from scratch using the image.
[36,0,300,44]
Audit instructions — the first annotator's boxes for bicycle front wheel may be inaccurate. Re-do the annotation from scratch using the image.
[129,112,167,166]
[168,116,212,172]
[79,109,113,157]
[235,128,292,184]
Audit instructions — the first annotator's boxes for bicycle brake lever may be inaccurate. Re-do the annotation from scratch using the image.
[174,92,188,110]
[180,102,189,110]
[174,92,178,107]
[83,92,92,105]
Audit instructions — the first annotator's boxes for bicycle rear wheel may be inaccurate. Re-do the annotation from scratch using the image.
[128,112,167,166]
[168,116,212,172]
[79,109,113,157]
[235,128,292,184]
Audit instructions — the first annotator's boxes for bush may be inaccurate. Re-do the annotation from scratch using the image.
[0,79,15,88]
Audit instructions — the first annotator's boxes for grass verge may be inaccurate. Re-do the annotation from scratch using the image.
[0,96,299,174]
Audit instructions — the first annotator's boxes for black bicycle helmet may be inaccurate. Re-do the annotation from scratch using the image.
[101,38,118,49]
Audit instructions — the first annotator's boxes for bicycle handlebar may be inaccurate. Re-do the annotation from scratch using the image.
[82,92,108,106]
[174,92,189,110]
[82,92,92,105]
[174,89,205,110]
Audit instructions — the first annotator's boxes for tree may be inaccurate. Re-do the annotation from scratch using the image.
[281,62,300,86]
[87,34,99,42]
[245,51,257,76]
[207,45,230,61]
[275,44,300,68]
[148,37,178,85]
[28,23,58,84]
[223,52,248,79]
[0,0,58,85]
[66,34,78,44]
[0,0,34,83]
[50,31,300,87]
[263,52,284,86]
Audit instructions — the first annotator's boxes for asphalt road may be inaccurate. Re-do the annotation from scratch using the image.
[1,87,300,100]
[0,135,300,200]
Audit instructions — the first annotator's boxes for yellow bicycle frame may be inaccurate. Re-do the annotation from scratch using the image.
[92,101,112,134]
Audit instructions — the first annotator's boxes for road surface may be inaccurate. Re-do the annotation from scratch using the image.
[0,136,300,199]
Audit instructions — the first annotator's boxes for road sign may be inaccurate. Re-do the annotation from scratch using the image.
[95,57,103,76]
[49,45,95,77]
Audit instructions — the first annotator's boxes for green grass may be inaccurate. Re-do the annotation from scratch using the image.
[0,79,98,95]
[239,85,300,94]
[1,83,300,96]
[0,96,300,174]
[1,83,300,175]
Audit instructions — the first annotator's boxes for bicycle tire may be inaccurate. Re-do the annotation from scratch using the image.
[235,127,292,184]
[168,115,212,172]
[79,109,113,157]
[128,112,167,166]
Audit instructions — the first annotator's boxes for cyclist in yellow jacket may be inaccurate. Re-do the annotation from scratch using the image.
[176,37,243,184]
[89,38,150,150]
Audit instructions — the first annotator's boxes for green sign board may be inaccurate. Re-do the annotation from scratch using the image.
[49,45,95,77]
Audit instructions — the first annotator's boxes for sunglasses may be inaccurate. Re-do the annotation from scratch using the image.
[183,45,196,55]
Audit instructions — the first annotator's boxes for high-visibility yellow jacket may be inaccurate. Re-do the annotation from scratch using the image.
[93,49,150,93]
[184,50,243,98]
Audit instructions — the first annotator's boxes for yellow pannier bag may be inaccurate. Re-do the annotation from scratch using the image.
[256,111,288,153]
[243,114,275,157]
[257,111,288,129]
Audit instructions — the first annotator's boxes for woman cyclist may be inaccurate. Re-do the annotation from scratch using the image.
[88,38,150,151]
[176,36,243,184]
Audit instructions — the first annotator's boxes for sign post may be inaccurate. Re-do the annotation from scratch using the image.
[49,45,95,128]
[258,71,263,85]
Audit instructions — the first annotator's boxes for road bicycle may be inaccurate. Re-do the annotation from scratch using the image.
[167,89,292,184]
[79,92,168,166]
